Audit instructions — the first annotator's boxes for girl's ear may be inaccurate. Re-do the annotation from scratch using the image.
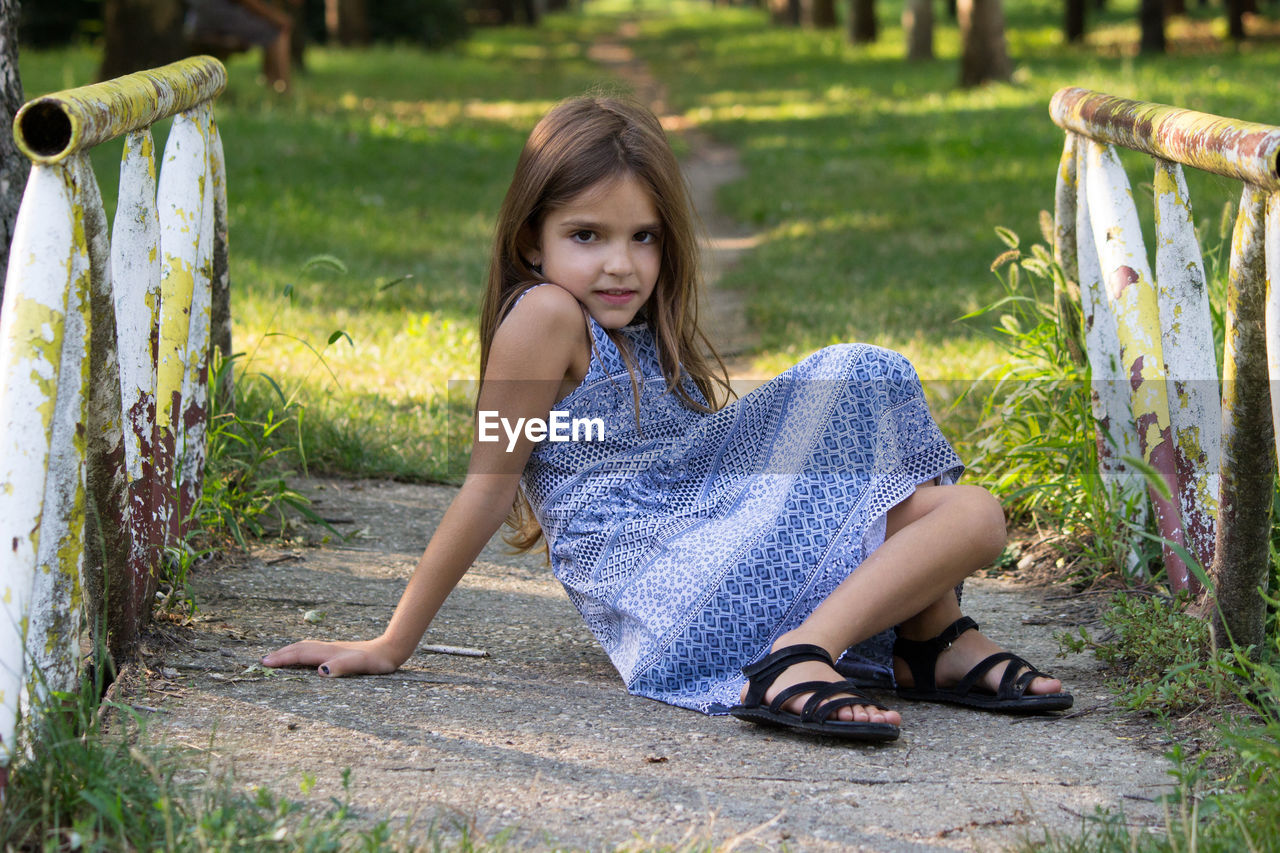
[517,224,541,270]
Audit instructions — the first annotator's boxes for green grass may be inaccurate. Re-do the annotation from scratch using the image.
[17,1,1280,483]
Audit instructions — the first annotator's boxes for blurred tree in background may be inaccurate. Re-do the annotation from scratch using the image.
[100,0,185,79]
[20,0,474,81]
[1,0,22,296]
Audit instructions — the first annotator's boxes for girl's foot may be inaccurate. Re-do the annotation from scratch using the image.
[730,640,901,742]
[893,617,1072,713]
[739,634,903,727]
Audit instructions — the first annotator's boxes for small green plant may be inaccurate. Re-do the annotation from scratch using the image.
[193,349,327,548]
[193,282,353,551]
[962,220,1159,581]
[0,661,417,849]
[1059,591,1220,713]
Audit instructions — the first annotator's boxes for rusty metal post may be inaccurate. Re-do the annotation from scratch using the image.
[1052,133,1085,366]
[177,103,216,537]
[1072,137,1146,572]
[156,106,210,543]
[0,163,85,764]
[1268,192,1280,504]
[25,155,95,702]
[209,116,232,393]
[1152,159,1220,574]
[1083,139,1192,591]
[1210,187,1274,650]
[108,129,162,660]
[78,154,132,673]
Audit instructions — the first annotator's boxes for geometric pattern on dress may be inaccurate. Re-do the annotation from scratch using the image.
[521,311,964,714]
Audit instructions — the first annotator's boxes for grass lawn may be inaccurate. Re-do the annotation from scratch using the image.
[17,0,1280,482]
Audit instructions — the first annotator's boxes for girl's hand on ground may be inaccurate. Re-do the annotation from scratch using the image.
[260,638,404,677]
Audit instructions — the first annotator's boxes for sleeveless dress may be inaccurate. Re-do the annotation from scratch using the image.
[519,310,964,714]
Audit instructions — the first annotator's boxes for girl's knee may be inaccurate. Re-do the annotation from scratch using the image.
[954,485,1007,562]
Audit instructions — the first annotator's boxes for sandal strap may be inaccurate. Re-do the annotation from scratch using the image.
[799,681,885,724]
[953,651,1048,700]
[740,643,835,706]
[892,616,979,691]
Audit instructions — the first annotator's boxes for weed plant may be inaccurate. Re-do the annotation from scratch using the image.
[195,347,338,550]
[0,660,566,849]
[0,657,401,850]
[961,222,1161,579]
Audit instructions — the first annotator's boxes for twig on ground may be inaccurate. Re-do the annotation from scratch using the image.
[421,644,489,658]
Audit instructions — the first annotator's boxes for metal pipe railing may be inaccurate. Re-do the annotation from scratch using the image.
[1051,87,1280,192]
[1051,87,1277,650]
[13,56,227,165]
[0,56,228,787]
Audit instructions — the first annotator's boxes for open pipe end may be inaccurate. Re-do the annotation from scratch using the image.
[15,100,74,164]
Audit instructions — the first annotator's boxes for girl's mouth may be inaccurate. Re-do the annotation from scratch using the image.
[597,289,635,305]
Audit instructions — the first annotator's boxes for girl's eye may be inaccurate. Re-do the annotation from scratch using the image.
[571,230,596,243]
[634,231,658,244]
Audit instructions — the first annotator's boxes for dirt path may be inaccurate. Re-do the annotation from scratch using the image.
[587,26,758,377]
[135,30,1177,851]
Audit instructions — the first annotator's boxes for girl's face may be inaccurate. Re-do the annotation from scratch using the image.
[532,174,661,329]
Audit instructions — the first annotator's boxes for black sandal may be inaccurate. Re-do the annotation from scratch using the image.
[729,643,900,742]
[893,616,1073,714]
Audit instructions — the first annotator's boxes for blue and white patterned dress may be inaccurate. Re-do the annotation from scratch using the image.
[519,312,964,714]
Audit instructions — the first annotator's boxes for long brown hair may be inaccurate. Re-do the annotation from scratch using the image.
[477,95,731,552]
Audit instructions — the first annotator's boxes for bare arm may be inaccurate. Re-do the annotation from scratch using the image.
[262,286,589,676]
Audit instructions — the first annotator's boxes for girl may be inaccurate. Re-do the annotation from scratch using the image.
[263,95,1072,742]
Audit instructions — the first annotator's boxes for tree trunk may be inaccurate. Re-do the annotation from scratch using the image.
[849,0,877,43]
[99,0,187,81]
[326,0,368,45]
[1226,0,1247,40]
[810,0,837,27]
[1139,0,1166,52]
[957,0,1011,87]
[769,0,802,25]
[1065,0,1086,42]
[0,0,24,301]
[903,0,934,59]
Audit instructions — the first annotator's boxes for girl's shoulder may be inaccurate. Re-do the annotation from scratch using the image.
[490,283,591,385]
[498,284,588,339]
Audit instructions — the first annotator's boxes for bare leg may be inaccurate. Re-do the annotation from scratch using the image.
[743,483,1061,724]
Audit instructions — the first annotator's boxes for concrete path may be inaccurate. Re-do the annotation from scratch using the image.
[141,478,1174,851]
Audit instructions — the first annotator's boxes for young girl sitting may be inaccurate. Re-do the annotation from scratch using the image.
[263,95,1072,743]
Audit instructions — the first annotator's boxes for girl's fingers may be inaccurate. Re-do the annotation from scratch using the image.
[261,641,331,668]
[262,642,394,677]
[317,654,345,677]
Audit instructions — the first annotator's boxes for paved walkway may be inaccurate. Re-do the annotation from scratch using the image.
[140,479,1173,851]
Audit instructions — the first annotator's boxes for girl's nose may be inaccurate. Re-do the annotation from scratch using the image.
[603,243,634,276]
